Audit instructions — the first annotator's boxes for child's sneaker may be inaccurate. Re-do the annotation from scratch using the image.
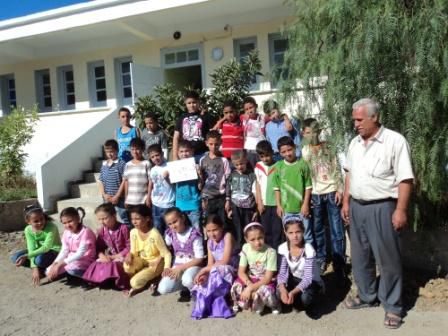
[272,307,281,315]
[252,293,264,314]
[232,305,239,313]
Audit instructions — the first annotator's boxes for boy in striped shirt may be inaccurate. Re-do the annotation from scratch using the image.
[98,139,129,226]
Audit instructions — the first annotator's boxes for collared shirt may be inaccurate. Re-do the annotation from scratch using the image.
[344,126,414,201]
[99,159,126,196]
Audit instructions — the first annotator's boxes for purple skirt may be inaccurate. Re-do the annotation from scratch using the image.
[83,260,130,289]
[191,265,235,320]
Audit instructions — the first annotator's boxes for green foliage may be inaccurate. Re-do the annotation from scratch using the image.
[0,175,36,201]
[0,106,39,179]
[280,0,448,229]
[134,50,262,139]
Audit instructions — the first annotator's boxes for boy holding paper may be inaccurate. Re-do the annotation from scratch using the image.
[170,140,202,229]
[147,143,175,233]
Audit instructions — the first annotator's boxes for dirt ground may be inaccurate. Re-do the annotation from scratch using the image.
[1,231,447,336]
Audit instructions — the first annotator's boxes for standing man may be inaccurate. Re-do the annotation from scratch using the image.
[341,98,413,329]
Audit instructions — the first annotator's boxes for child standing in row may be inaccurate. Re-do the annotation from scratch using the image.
[172,91,213,161]
[98,139,129,227]
[212,100,244,160]
[124,205,172,297]
[277,216,323,312]
[273,136,313,244]
[141,112,168,160]
[231,222,280,315]
[191,215,238,319]
[264,100,294,162]
[148,144,175,232]
[11,204,61,286]
[301,118,346,277]
[123,138,151,208]
[254,141,283,250]
[225,150,257,247]
[115,107,140,162]
[241,97,266,168]
[173,140,202,229]
[200,131,231,225]
[83,203,130,289]
[47,207,96,280]
[158,208,204,302]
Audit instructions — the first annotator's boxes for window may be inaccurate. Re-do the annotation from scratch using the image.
[8,78,16,109]
[162,46,201,68]
[269,33,288,88]
[234,37,258,89]
[88,61,107,107]
[57,65,76,110]
[114,56,133,106]
[35,69,52,112]
[0,74,16,115]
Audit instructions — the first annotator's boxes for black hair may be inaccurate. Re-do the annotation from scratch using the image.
[144,112,158,121]
[147,143,163,155]
[163,207,190,227]
[256,140,274,156]
[130,137,145,150]
[243,96,257,107]
[302,118,318,130]
[223,100,237,110]
[231,149,247,161]
[205,214,225,228]
[184,90,200,101]
[277,136,295,150]
[244,223,265,238]
[118,107,131,117]
[178,140,193,150]
[23,203,50,222]
[95,203,117,216]
[206,130,221,141]
[284,220,305,248]
[104,139,119,151]
[263,99,279,114]
[60,207,86,226]
[127,205,152,227]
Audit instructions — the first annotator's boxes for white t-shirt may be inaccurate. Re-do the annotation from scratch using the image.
[123,160,151,205]
[149,163,175,208]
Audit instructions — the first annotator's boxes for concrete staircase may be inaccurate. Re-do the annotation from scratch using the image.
[50,158,104,232]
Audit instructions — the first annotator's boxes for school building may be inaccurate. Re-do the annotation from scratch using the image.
[0,0,293,212]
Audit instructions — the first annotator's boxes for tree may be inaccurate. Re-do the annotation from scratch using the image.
[280,0,448,229]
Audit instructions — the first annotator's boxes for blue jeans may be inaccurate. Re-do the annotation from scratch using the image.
[311,192,346,270]
[152,205,170,233]
[115,199,131,229]
[184,209,201,229]
[10,249,58,269]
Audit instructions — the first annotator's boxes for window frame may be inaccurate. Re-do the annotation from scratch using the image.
[35,69,52,113]
[87,60,107,107]
[268,33,288,89]
[233,36,259,91]
[57,65,76,110]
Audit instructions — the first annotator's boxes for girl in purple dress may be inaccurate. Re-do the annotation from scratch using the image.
[191,215,238,319]
[83,203,130,289]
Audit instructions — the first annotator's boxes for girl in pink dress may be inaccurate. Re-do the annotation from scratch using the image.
[83,203,130,289]
[47,207,96,280]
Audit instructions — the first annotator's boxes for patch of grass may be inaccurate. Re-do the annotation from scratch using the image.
[0,176,37,201]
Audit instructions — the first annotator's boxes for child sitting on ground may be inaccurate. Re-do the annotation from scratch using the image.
[230,222,280,315]
[191,215,239,319]
[46,207,96,280]
[277,215,323,313]
[83,203,130,289]
[157,207,204,302]
[123,205,172,297]
[11,204,61,286]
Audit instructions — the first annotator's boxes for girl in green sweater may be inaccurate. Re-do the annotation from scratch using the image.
[11,204,62,286]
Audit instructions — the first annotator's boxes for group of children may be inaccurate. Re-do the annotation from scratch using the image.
[12,90,347,319]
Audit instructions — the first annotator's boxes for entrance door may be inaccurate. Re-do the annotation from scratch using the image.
[161,44,204,90]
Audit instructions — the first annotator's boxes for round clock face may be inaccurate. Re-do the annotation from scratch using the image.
[212,47,224,61]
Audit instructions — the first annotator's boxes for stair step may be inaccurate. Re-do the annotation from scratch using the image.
[93,157,104,172]
[84,172,100,183]
[70,182,101,198]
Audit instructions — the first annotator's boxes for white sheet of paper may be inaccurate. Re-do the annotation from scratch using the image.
[167,157,198,183]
